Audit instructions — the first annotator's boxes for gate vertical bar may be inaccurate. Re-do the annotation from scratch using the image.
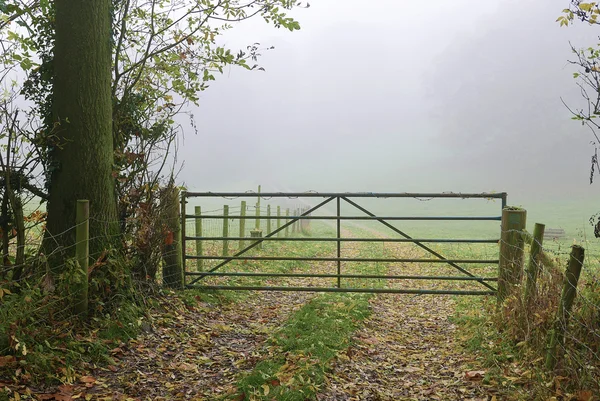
[222,205,229,256]
[337,196,341,288]
[277,206,281,237]
[285,209,290,237]
[267,205,271,234]
[195,206,203,272]
[239,200,246,249]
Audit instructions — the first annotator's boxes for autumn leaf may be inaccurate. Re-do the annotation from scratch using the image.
[262,383,270,396]
[0,355,16,367]
[575,390,593,401]
[465,370,486,381]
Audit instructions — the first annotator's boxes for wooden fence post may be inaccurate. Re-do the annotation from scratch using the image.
[239,200,246,249]
[498,207,527,303]
[524,223,545,305]
[255,185,261,231]
[74,199,89,318]
[285,208,290,237]
[161,186,184,289]
[194,206,203,272]
[545,245,585,370]
[267,205,271,235]
[277,206,281,238]
[222,205,229,256]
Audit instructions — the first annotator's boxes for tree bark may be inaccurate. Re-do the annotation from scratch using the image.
[45,0,119,267]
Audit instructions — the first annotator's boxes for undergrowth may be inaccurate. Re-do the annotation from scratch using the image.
[0,251,149,387]
[452,252,600,401]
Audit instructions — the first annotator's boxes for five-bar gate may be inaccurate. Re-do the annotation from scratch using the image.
[181,192,507,295]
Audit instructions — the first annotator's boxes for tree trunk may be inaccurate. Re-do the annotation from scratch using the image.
[45,0,119,267]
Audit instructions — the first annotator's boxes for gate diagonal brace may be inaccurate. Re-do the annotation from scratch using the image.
[185,196,335,286]
[341,197,497,292]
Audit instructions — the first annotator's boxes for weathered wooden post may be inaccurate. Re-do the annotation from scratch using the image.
[277,206,281,238]
[239,200,246,250]
[194,206,203,272]
[498,207,527,303]
[267,205,271,235]
[222,205,229,256]
[161,186,183,289]
[524,223,545,305]
[255,185,261,231]
[250,186,263,249]
[74,200,89,318]
[545,245,585,370]
[285,208,290,237]
[292,208,297,234]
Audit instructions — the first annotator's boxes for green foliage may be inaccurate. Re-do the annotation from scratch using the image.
[0,255,145,384]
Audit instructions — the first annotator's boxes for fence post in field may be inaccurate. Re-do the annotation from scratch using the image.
[255,185,261,231]
[267,205,272,235]
[161,187,184,289]
[524,223,545,305]
[194,206,203,272]
[277,206,281,238]
[222,205,229,256]
[74,199,89,318]
[498,207,527,304]
[239,200,246,250]
[545,245,585,371]
[285,208,290,237]
[291,208,297,234]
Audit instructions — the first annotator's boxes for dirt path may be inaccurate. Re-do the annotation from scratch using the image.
[31,225,498,400]
[317,293,495,400]
[317,230,499,401]
[80,227,359,400]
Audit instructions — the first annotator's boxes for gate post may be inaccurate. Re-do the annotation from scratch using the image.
[162,186,184,289]
[498,207,527,303]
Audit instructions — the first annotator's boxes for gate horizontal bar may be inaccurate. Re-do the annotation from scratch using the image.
[186,285,496,295]
[185,214,501,221]
[185,236,500,243]
[185,255,499,263]
[185,192,506,199]
[184,271,498,281]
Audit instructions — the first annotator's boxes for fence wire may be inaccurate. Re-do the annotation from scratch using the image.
[497,226,600,395]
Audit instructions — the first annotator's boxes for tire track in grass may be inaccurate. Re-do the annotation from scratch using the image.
[317,226,500,401]
[222,226,384,400]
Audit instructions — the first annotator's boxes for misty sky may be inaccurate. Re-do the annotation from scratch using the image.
[179,0,600,204]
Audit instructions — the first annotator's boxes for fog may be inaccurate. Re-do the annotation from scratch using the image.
[179,0,600,205]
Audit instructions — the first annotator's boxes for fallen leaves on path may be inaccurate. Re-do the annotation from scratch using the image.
[316,235,500,401]
[318,293,497,401]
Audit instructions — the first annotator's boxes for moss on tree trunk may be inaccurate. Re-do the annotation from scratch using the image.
[45,0,119,268]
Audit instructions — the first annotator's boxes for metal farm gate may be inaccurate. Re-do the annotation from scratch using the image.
[181,192,507,295]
